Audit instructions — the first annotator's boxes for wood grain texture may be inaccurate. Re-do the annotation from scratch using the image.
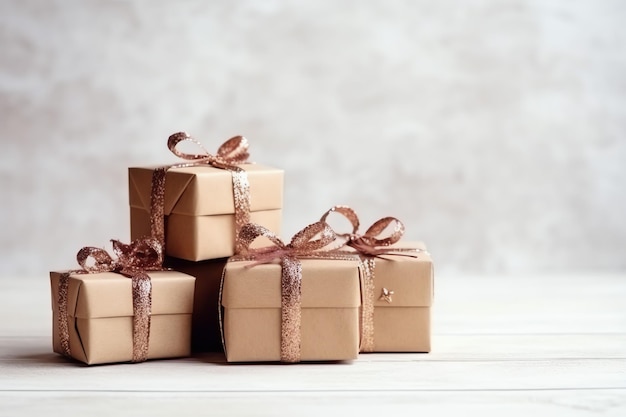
[1,273,625,416]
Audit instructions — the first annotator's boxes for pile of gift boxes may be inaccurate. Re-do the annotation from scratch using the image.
[50,132,434,365]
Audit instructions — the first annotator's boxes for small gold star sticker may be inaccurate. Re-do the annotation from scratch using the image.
[379,287,394,303]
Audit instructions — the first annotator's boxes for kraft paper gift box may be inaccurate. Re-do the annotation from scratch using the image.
[165,256,227,353]
[361,241,434,352]
[221,258,362,362]
[128,164,284,261]
[50,270,195,365]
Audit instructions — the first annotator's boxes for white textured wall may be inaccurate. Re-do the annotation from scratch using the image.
[1,1,625,277]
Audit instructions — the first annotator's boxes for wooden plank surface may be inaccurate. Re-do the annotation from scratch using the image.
[1,273,625,416]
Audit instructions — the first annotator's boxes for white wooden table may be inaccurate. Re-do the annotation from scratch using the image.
[1,273,625,416]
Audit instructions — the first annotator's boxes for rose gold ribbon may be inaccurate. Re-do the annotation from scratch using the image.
[149,132,251,256]
[320,205,407,255]
[232,222,338,363]
[58,238,164,363]
[320,205,421,352]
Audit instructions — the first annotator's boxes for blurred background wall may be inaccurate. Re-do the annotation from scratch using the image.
[1,0,625,278]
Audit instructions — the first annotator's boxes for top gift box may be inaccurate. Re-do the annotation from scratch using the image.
[128,133,284,261]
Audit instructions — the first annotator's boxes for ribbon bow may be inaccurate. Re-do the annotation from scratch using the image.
[150,132,252,255]
[167,132,250,168]
[320,205,406,257]
[232,222,338,363]
[77,238,164,274]
[58,238,165,363]
[238,221,337,262]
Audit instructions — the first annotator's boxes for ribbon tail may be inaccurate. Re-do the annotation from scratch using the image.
[58,272,72,358]
[280,257,302,363]
[358,257,376,353]
[131,272,152,363]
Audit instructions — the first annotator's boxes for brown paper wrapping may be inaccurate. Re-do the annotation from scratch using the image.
[221,258,362,362]
[50,270,195,365]
[366,241,434,352]
[128,164,284,261]
[165,257,227,352]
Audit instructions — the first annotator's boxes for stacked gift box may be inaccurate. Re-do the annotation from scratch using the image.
[50,132,434,365]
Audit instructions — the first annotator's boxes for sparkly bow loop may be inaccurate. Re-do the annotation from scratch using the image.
[216,135,250,164]
[76,246,116,273]
[167,132,250,167]
[358,216,405,247]
[320,205,405,257]
[111,238,164,271]
[76,238,164,275]
[288,221,337,253]
[320,205,360,236]
[238,222,337,262]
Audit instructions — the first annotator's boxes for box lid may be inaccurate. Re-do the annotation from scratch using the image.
[222,258,361,309]
[128,164,283,216]
[50,270,195,319]
[370,241,434,308]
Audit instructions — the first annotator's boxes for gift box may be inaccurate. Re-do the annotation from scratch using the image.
[128,163,284,261]
[221,258,362,362]
[50,270,195,365]
[165,256,227,353]
[361,241,434,352]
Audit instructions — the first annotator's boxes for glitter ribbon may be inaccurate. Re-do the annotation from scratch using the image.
[233,222,338,363]
[57,238,164,363]
[320,205,420,352]
[148,132,251,256]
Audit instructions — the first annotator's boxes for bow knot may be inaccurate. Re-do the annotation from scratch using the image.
[76,238,164,276]
[320,205,406,257]
[167,132,250,168]
[237,221,337,264]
